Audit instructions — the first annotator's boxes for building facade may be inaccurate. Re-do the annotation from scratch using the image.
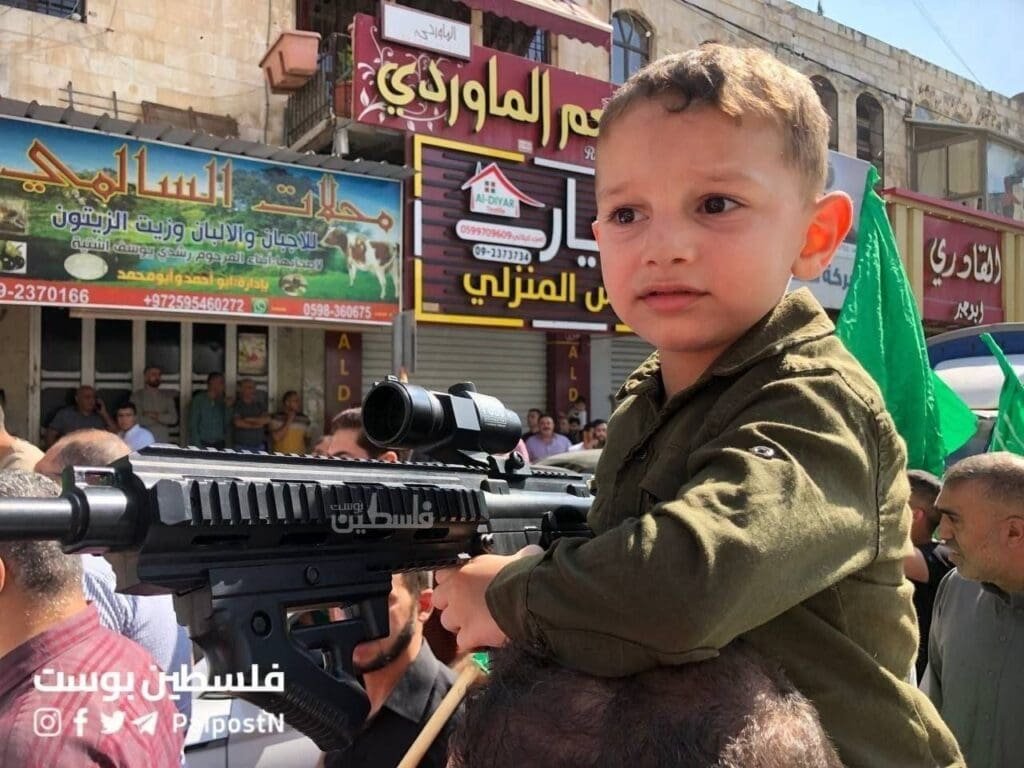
[0,0,1022,442]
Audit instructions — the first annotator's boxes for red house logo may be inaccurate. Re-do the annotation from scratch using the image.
[461,162,544,218]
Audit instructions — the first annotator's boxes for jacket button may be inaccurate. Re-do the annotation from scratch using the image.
[750,445,776,459]
[636,449,648,461]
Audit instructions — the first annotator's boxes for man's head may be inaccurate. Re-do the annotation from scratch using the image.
[326,408,401,462]
[593,44,851,382]
[238,378,257,403]
[144,365,162,388]
[936,452,1024,592]
[526,408,542,432]
[116,401,138,432]
[907,469,942,546]
[73,385,98,415]
[568,416,580,432]
[0,470,84,647]
[537,415,555,438]
[557,413,570,435]
[206,372,225,399]
[352,571,433,674]
[35,429,130,482]
[448,642,841,768]
[590,419,608,448]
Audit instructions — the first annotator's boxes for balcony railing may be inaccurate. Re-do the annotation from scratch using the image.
[284,32,351,149]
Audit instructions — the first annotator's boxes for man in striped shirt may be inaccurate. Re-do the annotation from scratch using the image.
[0,470,183,767]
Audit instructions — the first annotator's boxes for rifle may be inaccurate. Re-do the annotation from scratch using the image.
[0,379,593,752]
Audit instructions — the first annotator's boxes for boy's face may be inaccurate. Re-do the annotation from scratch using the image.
[594,101,847,387]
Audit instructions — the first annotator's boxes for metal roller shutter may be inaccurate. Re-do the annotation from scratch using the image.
[610,336,655,397]
[361,326,547,422]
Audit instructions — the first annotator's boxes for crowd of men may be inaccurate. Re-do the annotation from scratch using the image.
[40,366,314,455]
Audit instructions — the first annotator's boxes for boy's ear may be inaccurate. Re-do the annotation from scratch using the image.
[791,191,854,281]
[591,219,601,244]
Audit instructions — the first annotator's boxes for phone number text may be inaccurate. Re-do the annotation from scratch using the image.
[302,302,373,320]
[0,283,91,304]
[143,293,246,313]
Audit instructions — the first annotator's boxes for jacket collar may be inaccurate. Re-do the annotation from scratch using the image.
[617,289,835,401]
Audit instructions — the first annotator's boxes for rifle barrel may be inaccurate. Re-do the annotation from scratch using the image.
[0,497,76,540]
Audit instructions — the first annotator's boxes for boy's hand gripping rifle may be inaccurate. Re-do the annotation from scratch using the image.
[0,379,593,752]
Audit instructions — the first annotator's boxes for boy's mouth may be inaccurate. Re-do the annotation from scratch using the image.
[638,285,708,310]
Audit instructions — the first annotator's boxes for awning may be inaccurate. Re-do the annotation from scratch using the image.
[0,97,413,180]
[456,0,612,49]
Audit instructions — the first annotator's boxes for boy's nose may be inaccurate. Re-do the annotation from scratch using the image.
[644,223,697,265]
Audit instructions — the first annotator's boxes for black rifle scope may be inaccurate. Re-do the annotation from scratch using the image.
[363,377,522,456]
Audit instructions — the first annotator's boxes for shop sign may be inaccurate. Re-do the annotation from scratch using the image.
[351,13,613,167]
[547,333,590,418]
[413,137,620,332]
[380,2,471,60]
[324,331,363,429]
[789,152,871,309]
[0,117,402,323]
[922,214,1003,326]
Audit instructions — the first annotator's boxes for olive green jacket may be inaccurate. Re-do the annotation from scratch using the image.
[487,290,963,768]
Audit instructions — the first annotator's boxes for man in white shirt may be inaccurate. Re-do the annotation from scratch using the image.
[116,402,156,451]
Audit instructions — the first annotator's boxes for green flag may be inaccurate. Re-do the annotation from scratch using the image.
[835,166,977,475]
[979,333,1024,455]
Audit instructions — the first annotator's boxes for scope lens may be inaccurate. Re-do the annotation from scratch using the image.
[363,381,446,448]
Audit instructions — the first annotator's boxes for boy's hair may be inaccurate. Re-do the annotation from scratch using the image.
[599,43,830,197]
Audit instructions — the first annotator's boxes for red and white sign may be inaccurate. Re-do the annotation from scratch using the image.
[923,214,1004,326]
[462,162,543,218]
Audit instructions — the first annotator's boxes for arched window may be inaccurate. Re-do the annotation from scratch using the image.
[856,93,885,183]
[810,76,839,151]
[611,12,651,85]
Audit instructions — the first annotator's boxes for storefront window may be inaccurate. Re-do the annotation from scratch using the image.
[41,308,80,374]
[145,322,180,375]
[916,139,980,200]
[192,324,226,376]
[986,140,1024,222]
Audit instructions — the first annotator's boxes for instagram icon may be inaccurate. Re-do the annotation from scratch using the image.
[33,708,62,737]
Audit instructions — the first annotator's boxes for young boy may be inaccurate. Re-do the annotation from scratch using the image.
[434,44,963,767]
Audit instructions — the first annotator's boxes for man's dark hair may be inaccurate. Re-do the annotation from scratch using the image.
[329,407,412,462]
[527,408,543,417]
[943,452,1024,511]
[0,470,82,596]
[207,371,224,384]
[907,469,942,527]
[117,401,138,415]
[399,570,431,595]
[448,643,842,768]
[568,416,580,427]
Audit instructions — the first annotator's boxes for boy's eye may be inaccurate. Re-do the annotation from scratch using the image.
[701,196,739,214]
[610,208,637,225]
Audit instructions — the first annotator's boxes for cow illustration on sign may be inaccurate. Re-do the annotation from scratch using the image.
[320,225,399,299]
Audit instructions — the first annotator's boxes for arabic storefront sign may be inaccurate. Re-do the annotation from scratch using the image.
[352,13,613,167]
[922,214,1004,326]
[789,152,871,309]
[412,136,620,331]
[324,331,363,429]
[547,333,590,417]
[0,117,402,323]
